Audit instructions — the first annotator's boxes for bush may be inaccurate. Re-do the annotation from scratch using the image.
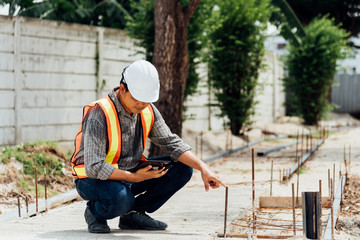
[207,0,272,135]
[284,16,349,125]
[0,141,64,177]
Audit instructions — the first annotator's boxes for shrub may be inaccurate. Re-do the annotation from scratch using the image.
[207,0,272,135]
[284,16,349,125]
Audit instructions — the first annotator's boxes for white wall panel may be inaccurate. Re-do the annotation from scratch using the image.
[22,124,79,143]
[21,90,96,108]
[0,17,14,34]
[0,90,14,108]
[102,59,128,76]
[0,109,14,126]
[23,72,96,90]
[0,72,15,89]
[21,54,96,74]
[103,44,143,61]
[0,53,14,71]
[0,33,14,52]
[21,21,97,42]
[21,36,96,58]
[21,108,82,125]
[0,127,14,145]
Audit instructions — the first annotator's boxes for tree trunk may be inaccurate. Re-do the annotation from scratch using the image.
[149,0,201,157]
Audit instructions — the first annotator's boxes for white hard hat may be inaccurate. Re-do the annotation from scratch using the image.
[122,60,160,103]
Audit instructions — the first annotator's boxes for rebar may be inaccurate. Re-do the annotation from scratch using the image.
[224,186,228,237]
[252,148,256,237]
[331,180,334,240]
[295,130,299,164]
[17,194,21,217]
[328,169,331,197]
[200,131,203,160]
[44,167,48,212]
[35,166,38,215]
[319,180,322,239]
[349,145,351,173]
[292,183,296,236]
[25,196,29,218]
[333,164,335,201]
[270,160,273,197]
[296,154,300,206]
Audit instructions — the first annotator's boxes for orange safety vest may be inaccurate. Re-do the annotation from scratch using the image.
[70,95,155,178]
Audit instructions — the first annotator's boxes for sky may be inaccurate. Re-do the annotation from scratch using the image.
[0,5,9,15]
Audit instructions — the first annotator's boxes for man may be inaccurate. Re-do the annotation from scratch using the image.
[71,60,226,233]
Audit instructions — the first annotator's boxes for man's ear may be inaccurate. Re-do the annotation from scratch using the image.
[119,84,125,95]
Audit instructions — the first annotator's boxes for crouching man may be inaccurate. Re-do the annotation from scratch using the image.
[70,60,226,233]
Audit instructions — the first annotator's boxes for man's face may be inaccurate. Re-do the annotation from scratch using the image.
[118,84,150,114]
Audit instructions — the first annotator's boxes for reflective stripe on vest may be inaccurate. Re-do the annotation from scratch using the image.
[70,95,154,178]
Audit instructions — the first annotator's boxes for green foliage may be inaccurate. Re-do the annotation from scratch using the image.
[270,0,305,47]
[4,0,133,30]
[126,0,214,103]
[0,141,64,177]
[207,0,272,135]
[284,16,349,125]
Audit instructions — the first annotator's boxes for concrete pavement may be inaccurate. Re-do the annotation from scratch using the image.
[0,185,266,240]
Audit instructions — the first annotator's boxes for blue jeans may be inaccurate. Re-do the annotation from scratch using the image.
[75,161,193,220]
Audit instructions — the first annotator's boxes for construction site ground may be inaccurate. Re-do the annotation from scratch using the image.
[0,113,360,239]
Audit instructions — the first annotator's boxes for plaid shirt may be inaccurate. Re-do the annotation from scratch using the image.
[72,88,191,180]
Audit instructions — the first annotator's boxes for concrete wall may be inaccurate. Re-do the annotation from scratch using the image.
[183,52,285,131]
[0,16,286,150]
[0,16,143,149]
[332,74,360,113]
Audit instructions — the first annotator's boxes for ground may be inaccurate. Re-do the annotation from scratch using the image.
[183,112,360,239]
[0,112,359,239]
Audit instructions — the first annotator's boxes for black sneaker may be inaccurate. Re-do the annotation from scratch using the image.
[119,210,168,230]
[84,207,110,233]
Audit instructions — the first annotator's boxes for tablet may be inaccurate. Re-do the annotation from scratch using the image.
[129,159,172,172]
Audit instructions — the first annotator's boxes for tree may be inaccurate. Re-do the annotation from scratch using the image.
[284,16,349,125]
[270,0,305,47]
[0,0,34,15]
[148,0,201,156]
[287,0,360,37]
[126,0,212,103]
[1,0,132,29]
[207,0,272,135]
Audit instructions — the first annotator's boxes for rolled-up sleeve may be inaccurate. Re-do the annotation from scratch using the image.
[149,105,191,160]
[83,108,115,180]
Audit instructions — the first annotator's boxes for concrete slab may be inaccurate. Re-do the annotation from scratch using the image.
[0,185,265,240]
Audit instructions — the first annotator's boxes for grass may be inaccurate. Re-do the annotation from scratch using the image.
[0,140,65,178]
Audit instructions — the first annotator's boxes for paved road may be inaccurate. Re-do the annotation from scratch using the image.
[0,185,265,240]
